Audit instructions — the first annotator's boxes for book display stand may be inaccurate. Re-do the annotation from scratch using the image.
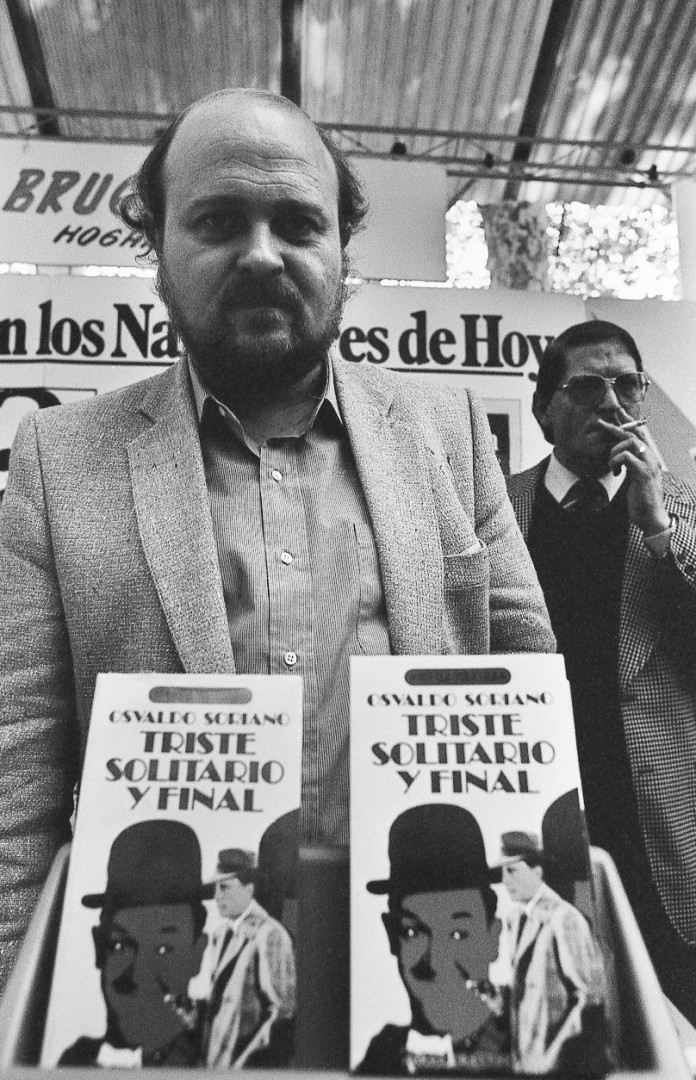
[0,843,690,1078]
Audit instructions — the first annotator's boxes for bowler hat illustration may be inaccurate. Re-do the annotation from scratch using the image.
[82,820,212,908]
[366,803,496,895]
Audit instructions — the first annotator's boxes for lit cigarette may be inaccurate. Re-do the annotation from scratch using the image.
[618,418,667,470]
[619,419,647,431]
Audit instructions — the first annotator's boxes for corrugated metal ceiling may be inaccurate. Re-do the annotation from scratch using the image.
[1,0,695,208]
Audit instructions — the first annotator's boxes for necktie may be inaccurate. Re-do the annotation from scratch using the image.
[212,925,234,979]
[562,479,609,514]
[515,911,528,951]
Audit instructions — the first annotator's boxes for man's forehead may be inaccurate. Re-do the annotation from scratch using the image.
[216,873,243,885]
[165,92,337,196]
[565,341,637,373]
[111,902,192,931]
[400,886,485,916]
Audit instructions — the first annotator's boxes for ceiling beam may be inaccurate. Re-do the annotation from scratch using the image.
[502,0,576,201]
[280,0,304,105]
[6,0,60,137]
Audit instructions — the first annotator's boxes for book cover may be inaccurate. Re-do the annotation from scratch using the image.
[350,654,613,1076]
[41,672,302,1069]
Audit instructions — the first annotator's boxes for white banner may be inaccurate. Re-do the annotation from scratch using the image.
[349,160,447,281]
[2,274,695,494]
[0,138,150,266]
[0,138,449,278]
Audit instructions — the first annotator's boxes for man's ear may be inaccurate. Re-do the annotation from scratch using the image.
[382,913,401,957]
[532,392,555,445]
[141,210,161,255]
[92,925,106,970]
[486,917,502,963]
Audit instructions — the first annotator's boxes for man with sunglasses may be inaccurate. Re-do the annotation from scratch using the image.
[508,318,696,1024]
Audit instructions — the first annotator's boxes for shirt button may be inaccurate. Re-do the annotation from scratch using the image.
[284,651,298,667]
[271,469,283,482]
[280,551,293,565]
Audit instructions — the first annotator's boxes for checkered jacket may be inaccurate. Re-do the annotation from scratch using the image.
[508,459,696,943]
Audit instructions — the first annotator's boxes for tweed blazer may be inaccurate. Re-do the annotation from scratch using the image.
[508,883,607,1074]
[201,899,295,1067]
[0,356,553,988]
[508,459,696,943]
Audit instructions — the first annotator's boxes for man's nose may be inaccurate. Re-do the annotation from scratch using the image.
[236,222,283,275]
[129,947,156,988]
[596,380,622,411]
[425,935,449,974]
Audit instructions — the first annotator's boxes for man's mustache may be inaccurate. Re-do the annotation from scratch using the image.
[410,956,473,982]
[222,279,302,311]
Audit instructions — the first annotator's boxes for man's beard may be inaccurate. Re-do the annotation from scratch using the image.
[157,259,350,406]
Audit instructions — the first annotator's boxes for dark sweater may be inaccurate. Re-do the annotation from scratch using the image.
[526,485,642,858]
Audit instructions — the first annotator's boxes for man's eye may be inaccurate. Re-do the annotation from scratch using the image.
[451,929,468,942]
[108,939,126,953]
[197,211,238,235]
[156,943,173,956]
[399,924,423,940]
[277,213,318,239]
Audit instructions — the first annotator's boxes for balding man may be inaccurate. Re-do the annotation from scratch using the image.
[0,89,553,988]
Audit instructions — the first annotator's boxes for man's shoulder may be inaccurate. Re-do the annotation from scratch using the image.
[506,460,548,500]
[537,885,588,930]
[357,1024,408,1073]
[664,470,696,510]
[334,356,472,415]
[57,1035,103,1065]
[533,883,566,919]
[247,901,292,942]
[29,361,182,437]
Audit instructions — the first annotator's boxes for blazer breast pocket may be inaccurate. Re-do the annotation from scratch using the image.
[442,543,491,653]
[443,542,490,589]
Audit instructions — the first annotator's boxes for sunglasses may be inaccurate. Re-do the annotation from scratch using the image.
[558,372,651,408]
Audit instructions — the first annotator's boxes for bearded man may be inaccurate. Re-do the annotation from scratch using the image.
[0,88,554,991]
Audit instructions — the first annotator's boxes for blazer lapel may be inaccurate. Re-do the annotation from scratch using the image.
[333,361,444,654]
[127,360,234,673]
[216,923,248,975]
[506,460,548,541]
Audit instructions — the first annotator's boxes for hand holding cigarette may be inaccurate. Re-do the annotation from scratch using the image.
[600,407,670,535]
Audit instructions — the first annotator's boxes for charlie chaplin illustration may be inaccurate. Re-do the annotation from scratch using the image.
[58,820,210,1067]
[358,803,511,1075]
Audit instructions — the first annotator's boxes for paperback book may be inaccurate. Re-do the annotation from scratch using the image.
[41,672,302,1069]
[350,654,614,1076]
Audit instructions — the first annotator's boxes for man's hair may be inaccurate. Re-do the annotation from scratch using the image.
[516,855,544,872]
[119,90,368,253]
[534,319,644,408]
[224,867,257,888]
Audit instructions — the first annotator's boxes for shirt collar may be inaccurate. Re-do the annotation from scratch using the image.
[231,900,254,934]
[405,1030,455,1064]
[187,353,342,451]
[545,451,625,504]
[522,882,546,917]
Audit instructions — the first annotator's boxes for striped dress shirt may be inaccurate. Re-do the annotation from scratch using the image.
[189,361,391,845]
